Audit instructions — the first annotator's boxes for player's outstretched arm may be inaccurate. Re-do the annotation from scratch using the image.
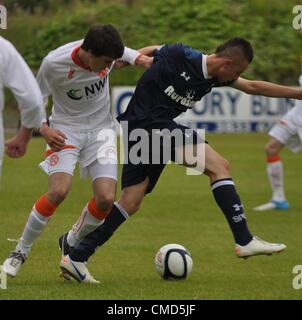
[115,45,160,70]
[138,45,162,56]
[135,45,161,68]
[233,77,302,99]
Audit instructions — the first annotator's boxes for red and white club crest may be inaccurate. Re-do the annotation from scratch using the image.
[49,154,59,166]
[67,68,75,80]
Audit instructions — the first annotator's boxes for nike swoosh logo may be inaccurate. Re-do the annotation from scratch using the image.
[70,260,86,281]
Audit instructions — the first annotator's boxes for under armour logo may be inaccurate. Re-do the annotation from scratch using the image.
[233,204,243,212]
[180,72,190,82]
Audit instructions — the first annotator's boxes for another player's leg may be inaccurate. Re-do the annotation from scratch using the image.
[59,160,120,283]
[59,177,115,255]
[60,180,116,283]
[60,178,149,276]
[188,143,286,258]
[2,173,72,277]
[253,138,288,211]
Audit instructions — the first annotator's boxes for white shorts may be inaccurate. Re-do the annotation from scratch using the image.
[269,116,302,153]
[39,124,117,181]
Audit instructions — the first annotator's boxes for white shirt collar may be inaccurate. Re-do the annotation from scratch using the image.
[202,54,212,79]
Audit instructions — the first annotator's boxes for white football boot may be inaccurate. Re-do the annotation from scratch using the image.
[2,251,27,277]
[60,255,100,284]
[235,236,286,259]
[253,200,289,211]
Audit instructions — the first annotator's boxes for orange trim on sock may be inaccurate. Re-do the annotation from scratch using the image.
[34,195,57,217]
[45,145,77,158]
[266,155,281,163]
[87,198,108,220]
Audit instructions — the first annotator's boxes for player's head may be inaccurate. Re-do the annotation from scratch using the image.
[213,37,253,82]
[81,24,124,72]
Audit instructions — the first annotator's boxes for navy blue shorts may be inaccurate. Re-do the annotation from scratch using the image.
[121,122,206,194]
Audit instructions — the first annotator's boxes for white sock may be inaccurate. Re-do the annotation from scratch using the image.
[266,160,286,202]
[67,205,105,247]
[15,208,50,256]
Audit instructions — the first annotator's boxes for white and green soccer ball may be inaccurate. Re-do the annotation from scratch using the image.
[154,244,193,280]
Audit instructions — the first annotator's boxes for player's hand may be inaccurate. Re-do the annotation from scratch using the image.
[40,126,67,152]
[114,60,129,69]
[135,55,154,69]
[114,55,154,70]
[5,126,33,158]
[5,136,28,158]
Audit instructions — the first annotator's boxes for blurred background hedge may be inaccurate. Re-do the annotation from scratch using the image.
[0,0,301,121]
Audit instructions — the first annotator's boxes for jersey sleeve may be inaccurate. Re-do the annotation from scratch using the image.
[36,58,52,104]
[36,58,53,123]
[2,40,44,128]
[153,43,185,63]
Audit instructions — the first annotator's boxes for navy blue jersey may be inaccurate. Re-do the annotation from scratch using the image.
[117,43,234,128]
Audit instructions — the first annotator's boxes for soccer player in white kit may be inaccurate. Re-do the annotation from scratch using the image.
[0,36,44,176]
[2,24,153,282]
[254,73,302,211]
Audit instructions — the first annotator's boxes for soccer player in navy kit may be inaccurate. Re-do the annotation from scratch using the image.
[59,38,302,282]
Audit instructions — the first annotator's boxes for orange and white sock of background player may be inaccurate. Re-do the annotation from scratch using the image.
[15,195,57,256]
[67,198,108,247]
[266,155,286,202]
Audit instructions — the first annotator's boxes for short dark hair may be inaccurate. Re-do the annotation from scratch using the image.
[215,37,254,63]
[81,24,124,58]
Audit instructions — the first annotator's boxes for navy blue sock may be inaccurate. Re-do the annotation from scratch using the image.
[211,178,253,246]
[70,203,128,262]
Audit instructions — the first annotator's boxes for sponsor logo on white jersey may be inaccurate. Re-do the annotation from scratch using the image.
[66,76,108,101]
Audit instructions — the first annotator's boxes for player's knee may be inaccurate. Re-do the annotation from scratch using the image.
[265,142,278,156]
[47,187,69,205]
[218,158,230,176]
[205,157,230,180]
[95,193,115,213]
[214,157,230,175]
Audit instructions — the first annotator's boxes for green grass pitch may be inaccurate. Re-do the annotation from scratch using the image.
[0,133,301,300]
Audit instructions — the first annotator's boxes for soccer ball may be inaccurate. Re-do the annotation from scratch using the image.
[154,244,193,280]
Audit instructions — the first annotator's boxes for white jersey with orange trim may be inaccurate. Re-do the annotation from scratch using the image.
[281,75,302,128]
[36,40,138,131]
[269,75,302,153]
[280,75,302,130]
[0,36,44,173]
